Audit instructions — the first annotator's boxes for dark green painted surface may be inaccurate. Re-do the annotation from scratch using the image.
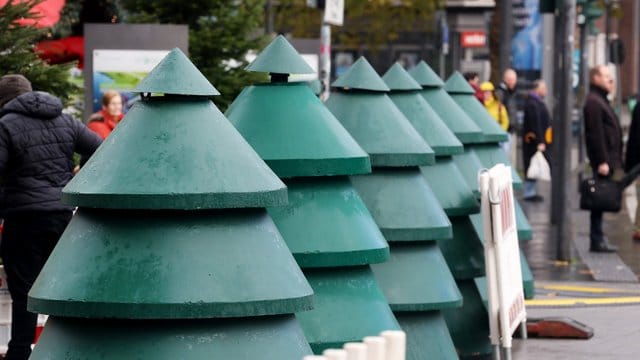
[474,252,535,305]
[448,94,509,143]
[420,158,479,216]
[268,177,389,268]
[246,35,315,75]
[470,144,523,189]
[351,168,452,241]
[371,243,462,311]
[29,209,313,318]
[520,251,535,299]
[468,204,532,243]
[407,61,444,88]
[297,267,400,354]
[135,48,220,96]
[331,57,389,92]
[438,216,485,280]
[382,63,422,91]
[443,280,492,357]
[388,92,464,157]
[515,201,533,240]
[396,311,458,360]
[226,82,371,177]
[452,149,485,197]
[419,88,483,144]
[326,92,435,167]
[31,315,312,360]
[442,71,475,95]
[64,99,287,209]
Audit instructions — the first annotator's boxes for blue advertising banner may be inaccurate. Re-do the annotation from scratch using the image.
[512,0,542,71]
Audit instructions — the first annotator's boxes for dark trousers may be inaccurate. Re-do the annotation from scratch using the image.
[590,210,604,246]
[0,211,72,360]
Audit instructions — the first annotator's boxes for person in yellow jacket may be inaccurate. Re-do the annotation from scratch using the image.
[480,81,510,131]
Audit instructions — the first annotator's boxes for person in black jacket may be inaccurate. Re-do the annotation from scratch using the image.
[625,100,640,240]
[0,74,102,359]
[583,65,623,253]
[522,80,552,202]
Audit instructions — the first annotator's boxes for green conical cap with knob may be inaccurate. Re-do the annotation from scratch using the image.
[331,57,390,92]
[246,35,315,75]
[135,48,220,96]
[407,61,445,88]
[442,71,475,94]
[382,64,464,157]
[64,51,287,210]
[381,63,422,91]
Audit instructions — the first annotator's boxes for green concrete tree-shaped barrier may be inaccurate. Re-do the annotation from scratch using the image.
[27,48,315,359]
[326,57,462,360]
[226,35,400,354]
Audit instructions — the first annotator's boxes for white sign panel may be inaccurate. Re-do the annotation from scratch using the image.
[324,0,344,26]
[479,164,526,351]
[93,49,170,72]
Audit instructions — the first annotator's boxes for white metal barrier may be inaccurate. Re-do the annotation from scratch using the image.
[479,165,527,360]
[303,330,406,360]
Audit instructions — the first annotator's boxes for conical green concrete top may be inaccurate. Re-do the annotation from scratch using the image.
[443,71,475,94]
[331,57,390,92]
[381,63,422,91]
[382,64,464,157]
[65,51,288,210]
[135,48,220,96]
[246,35,315,75]
[407,61,444,88]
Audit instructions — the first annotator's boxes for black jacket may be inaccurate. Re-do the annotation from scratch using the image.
[522,92,552,172]
[0,92,102,214]
[625,103,640,172]
[495,82,517,131]
[583,85,623,171]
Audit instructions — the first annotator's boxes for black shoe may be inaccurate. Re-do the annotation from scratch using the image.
[523,195,544,202]
[590,242,619,253]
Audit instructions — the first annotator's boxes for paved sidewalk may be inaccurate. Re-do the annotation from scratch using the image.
[512,168,640,359]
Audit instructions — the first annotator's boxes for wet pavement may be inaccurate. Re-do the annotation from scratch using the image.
[509,139,640,359]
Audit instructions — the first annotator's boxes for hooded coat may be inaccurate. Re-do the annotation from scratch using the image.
[0,91,102,214]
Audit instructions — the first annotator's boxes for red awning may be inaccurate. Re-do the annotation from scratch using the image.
[0,0,65,28]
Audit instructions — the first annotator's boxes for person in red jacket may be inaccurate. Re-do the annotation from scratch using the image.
[87,90,124,139]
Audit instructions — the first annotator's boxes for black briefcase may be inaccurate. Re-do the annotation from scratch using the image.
[579,177,622,212]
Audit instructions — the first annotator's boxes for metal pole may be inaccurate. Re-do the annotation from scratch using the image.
[577,12,588,169]
[319,23,331,101]
[605,0,611,64]
[266,0,274,35]
[499,0,513,75]
[551,0,576,261]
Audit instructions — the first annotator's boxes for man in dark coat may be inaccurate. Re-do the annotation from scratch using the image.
[583,65,623,252]
[0,74,102,359]
[625,100,640,240]
[495,68,518,132]
[522,80,552,201]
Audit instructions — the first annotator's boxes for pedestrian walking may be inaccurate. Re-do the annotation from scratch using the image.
[625,99,640,240]
[522,80,552,202]
[583,65,622,253]
[0,74,102,359]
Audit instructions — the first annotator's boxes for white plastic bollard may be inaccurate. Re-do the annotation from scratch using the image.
[343,342,367,360]
[363,336,386,360]
[303,356,327,360]
[380,330,406,360]
[323,349,348,360]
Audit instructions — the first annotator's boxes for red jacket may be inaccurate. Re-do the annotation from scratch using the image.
[87,110,123,139]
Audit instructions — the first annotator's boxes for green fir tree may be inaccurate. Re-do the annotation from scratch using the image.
[0,0,78,104]
[119,0,267,110]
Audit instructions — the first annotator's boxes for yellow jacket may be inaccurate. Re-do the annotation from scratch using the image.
[484,97,509,131]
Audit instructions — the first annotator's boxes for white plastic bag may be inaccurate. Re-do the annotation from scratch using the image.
[526,151,551,181]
